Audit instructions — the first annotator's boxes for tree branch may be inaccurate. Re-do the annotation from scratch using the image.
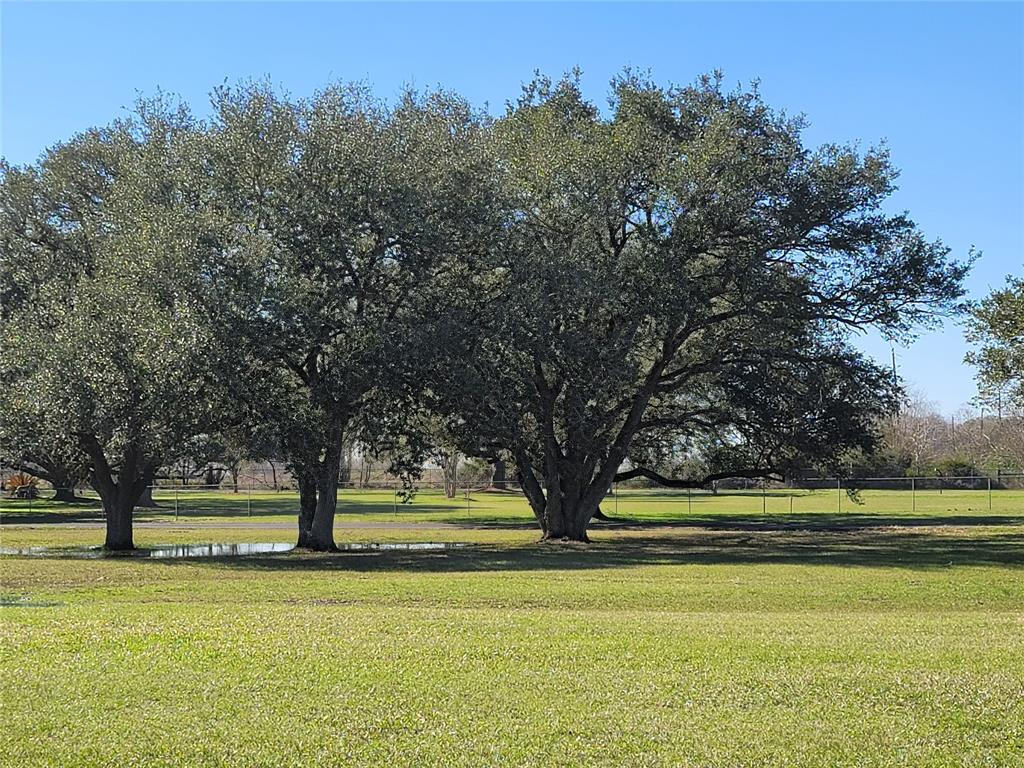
[614,465,783,488]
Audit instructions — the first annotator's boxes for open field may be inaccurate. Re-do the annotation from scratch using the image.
[2,493,1023,766]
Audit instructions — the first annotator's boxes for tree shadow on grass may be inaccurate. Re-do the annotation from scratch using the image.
[441,512,1024,531]
[618,512,1024,530]
[0,499,464,525]
[144,526,1024,573]
[0,506,104,525]
[149,499,459,519]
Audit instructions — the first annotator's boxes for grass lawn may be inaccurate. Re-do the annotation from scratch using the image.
[3,486,1023,526]
[1,495,1022,766]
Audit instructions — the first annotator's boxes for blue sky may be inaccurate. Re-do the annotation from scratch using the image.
[2,1,1022,414]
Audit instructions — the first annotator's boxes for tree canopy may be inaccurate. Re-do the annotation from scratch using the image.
[206,81,500,550]
[434,72,967,539]
[1,71,971,547]
[1,99,233,548]
[967,276,1024,411]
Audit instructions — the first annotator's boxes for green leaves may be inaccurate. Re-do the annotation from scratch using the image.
[437,71,969,527]
[966,276,1024,409]
[205,81,502,497]
[1,70,972,539]
[0,96,231,495]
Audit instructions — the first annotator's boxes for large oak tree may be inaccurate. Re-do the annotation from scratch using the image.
[0,101,232,549]
[209,83,498,550]
[438,73,968,541]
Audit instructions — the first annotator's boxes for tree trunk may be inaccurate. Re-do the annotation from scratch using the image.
[79,435,155,551]
[52,486,79,504]
[103,496,135,550]
[441,451,458,498]
[15,460,83,503]
[308,444,342,551]
[296,470,317,548]
[536,498,594,543]
[205,465,223,488]
[94,477,150,551]
[137,485,158,507]
[514,448,617,543]
[491,457,507,489]
[339,443,353,486]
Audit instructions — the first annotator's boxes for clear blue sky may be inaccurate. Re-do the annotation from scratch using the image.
[2,2,1022,414]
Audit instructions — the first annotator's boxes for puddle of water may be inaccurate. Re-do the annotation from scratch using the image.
[0,545,66,557]
[0,542,293,559]
[149,542,295,558]
[0,541,467,558]
[0,594,62,608]
[335,542,467,551]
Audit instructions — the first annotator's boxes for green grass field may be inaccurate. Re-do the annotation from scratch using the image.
[3,485,1022,526]
[1,489,1022,766]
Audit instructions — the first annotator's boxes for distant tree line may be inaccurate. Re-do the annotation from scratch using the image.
[0,71,980,549]
[860,396,1024,481]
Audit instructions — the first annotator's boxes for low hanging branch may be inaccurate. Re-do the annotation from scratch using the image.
[613,466,784,488]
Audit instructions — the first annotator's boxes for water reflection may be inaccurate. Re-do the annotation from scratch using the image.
[335,542,466,551]
[149,542,294,558]
[0,594,62,608]
[0,542,293,558]
[0,541,466,558]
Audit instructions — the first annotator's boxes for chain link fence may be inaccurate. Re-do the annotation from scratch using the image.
[2,473,1022,522]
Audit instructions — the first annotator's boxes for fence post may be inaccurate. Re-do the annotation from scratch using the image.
[911,477,916,514]
[988,476,992,512]
[762,481,767,516]
[837,477,841,514]
[614,482,618,517]
[174,487,179,521]
[247,482,252,517]
[393,480,398,517]
[687,487,692,516]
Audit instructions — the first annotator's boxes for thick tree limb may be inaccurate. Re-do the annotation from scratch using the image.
[614,465,783,488]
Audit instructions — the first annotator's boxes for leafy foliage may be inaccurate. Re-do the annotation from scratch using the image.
[207,81,500,549]
[967,276,1024,409]
[1,70,971,547]
[0,98,233,547]
[437,72,968,539]
[3,471,39,498]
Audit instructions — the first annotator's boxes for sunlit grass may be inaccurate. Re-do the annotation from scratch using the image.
[1,499,1022,766]
[3,486,1022,526]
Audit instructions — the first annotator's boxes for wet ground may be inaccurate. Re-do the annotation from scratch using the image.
[0,541,469,559]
